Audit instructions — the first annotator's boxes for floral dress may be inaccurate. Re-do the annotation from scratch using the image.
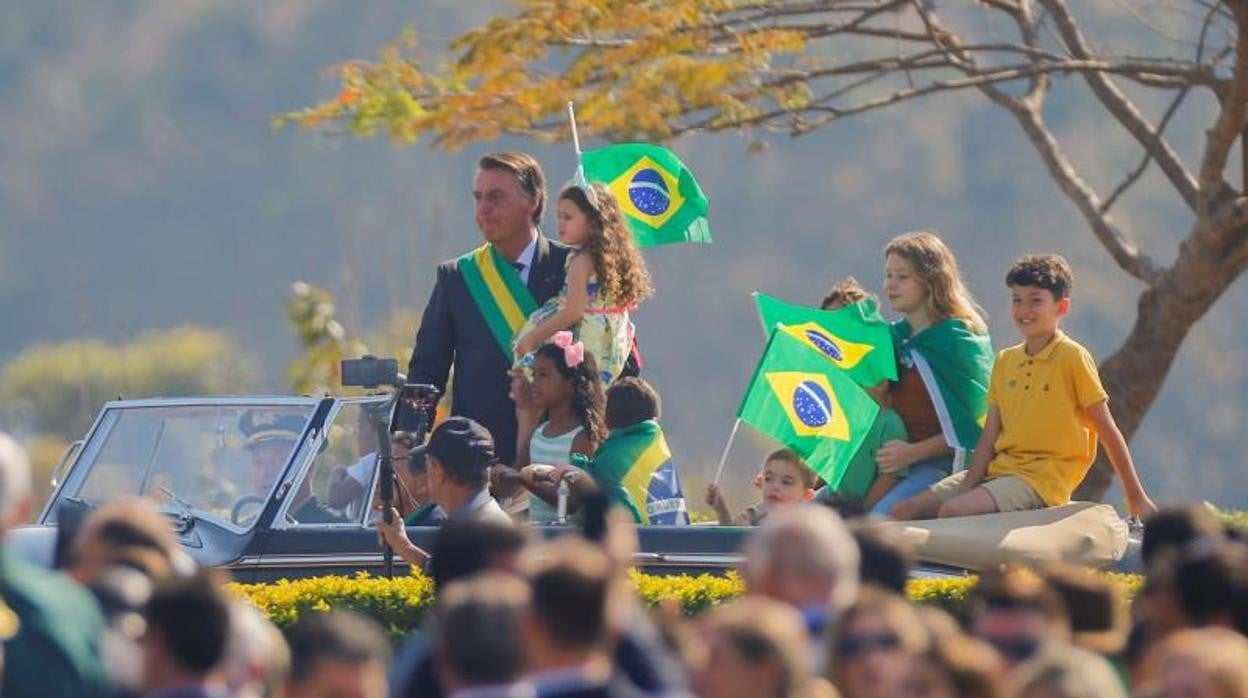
[515,253,634,384]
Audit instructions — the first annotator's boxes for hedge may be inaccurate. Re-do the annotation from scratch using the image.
[228,570,1143,639]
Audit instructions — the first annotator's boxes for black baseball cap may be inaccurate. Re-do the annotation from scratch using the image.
[412,417,498,475]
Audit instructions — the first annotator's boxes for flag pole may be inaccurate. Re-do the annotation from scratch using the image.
[567,101,587,187]
[711,418,741,485]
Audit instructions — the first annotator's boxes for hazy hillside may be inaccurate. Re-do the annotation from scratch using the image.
[1,1,1244,508]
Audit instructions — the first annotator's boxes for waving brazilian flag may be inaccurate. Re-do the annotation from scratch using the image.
[737,329,881,486]
[581,144,711,248]
[754,292,898,388]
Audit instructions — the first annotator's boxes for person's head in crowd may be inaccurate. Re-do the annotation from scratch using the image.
[969,565,1069,670]
[605,376,661,430]
[821,494,870,521]
[692,596,811,698]
[428,517,528,590]
[67,495,183,585]
[1140,536,1248,638]
[903,606,1005,698]
[850,523,914,595]
[830,586,930,698]
[415,416,497,509]
[433,572,530,695]
[284,610,390,698]
[476,151,546,240]
[821,276,876,311]
[1041,563,1128,656]
[224,601,290,698]
[884,231,988,334]
[556,181,653,309]
[0,431,33,532]
[531,338,607,451]
[759,448,818,510]
[1141,502,1226,568]
[391,430,432,507]
[521,538,620,683]
[742,506,860,620]
[239,411,303,493]
[1008,643,1127,698]
[141,570,233,695]
[1139,627,1248,698]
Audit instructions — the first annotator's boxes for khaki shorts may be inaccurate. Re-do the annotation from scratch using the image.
[928,471,1045,512]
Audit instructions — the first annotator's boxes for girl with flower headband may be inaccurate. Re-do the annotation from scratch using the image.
[514,335,607,524]
[513,181,652,384]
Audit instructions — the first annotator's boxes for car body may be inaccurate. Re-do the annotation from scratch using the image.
[12,395,1138,582]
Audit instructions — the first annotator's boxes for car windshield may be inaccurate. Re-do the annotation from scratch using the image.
[70,403,316,530]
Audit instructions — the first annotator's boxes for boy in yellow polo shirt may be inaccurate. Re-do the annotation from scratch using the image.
[893,254,1157,520]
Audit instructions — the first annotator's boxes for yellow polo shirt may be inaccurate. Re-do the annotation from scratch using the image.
[986,331,1107,506]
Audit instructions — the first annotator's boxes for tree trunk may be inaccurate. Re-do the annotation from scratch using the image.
[1073,228,1243,502]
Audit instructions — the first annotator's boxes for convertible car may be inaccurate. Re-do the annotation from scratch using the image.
[12,395,1140,582]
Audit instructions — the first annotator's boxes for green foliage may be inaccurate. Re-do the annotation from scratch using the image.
[230,569,1146,635]
[0,327,257,440]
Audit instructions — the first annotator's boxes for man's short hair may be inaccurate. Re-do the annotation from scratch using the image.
[0,432,31,527]
[705,598,810,697]
[1141,503,1225,568]
[820,276,876,310]
[850,522,914,595]
[1005,254,1073,300]
[527,538,616,651]
[479,152,546,225]
[743,506,860,612]
[78,496,180,568]
[429,518,529,590]
[435,573,530,686]
[145,571,233,675]
[972,564,1068,625]
[605,377,661,429]
[284,610,390,686]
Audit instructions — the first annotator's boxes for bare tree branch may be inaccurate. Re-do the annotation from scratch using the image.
[1196,4,1248,230]
[1042,0,1200,211]
[1100,86,1193,215]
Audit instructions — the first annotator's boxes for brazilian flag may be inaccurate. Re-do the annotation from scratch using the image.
[581,144,711,248]
[754,292,898,388]
[737,329,881,488]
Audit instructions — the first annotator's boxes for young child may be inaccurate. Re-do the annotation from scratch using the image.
[516,335,607,523]
[705,449,816,526]
[893,254,1157,519]
[814,277,910,507]
[875,231,995,517]
[513,182,652,384]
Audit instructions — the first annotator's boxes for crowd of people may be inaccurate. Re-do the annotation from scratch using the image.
[1,431,1246,697]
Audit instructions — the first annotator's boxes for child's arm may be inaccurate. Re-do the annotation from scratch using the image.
[959,406,1001,492]
[704,483,734,525]
[511,370,539,469]
[875,434,952,474]
[514,255,592,357]
[1086,400,1157,518]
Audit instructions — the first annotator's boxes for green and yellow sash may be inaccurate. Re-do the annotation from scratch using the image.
[458,244,539,357]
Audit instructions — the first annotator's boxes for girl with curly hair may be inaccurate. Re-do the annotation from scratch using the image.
[513,181,652,384]
[516,337,607,524]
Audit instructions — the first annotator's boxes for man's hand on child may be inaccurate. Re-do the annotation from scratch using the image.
[875,440,916,474]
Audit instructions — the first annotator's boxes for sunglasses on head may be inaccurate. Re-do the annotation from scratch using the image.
[836,632,901,659]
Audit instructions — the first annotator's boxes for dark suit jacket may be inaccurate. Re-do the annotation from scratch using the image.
[408,235,570,465]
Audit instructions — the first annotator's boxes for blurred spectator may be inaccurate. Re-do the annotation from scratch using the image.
[849,523,913,595]
[903,606,1004,698]
[1137,627,1248,698]
[1140,503,1225,569]
[140,570,232,698]
[284,610,390,698]
[0,432,111,697]
[1040,563,1128,657]
[968,565,1069,671]
[742,506,860,643]
[67,495,187,585]
[433,572,530,697]
[692,596,812,698]
[828,586,928,698]
[520,538,623,697]
[1008,643,1126,698]
[224,601,290,698]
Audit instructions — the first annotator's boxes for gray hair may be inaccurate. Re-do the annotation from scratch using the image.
[743,506,860,612]
[435,572,531,686]
[0,432,32,528]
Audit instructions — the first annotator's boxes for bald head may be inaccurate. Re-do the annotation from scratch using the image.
[0,433,32,532]
[743,506,860,612]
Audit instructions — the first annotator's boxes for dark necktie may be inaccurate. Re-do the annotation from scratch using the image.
[512,262,525,275]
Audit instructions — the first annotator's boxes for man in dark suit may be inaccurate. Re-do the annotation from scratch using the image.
[408,152,571,466]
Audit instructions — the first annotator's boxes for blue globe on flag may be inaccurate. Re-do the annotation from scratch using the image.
[791,380,835,428]
[629,168,671,216]
[804,329,844,362]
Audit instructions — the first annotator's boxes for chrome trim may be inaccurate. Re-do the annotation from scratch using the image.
[97,396,321,409]
[233,553,391,570]
[49,439,84,488]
